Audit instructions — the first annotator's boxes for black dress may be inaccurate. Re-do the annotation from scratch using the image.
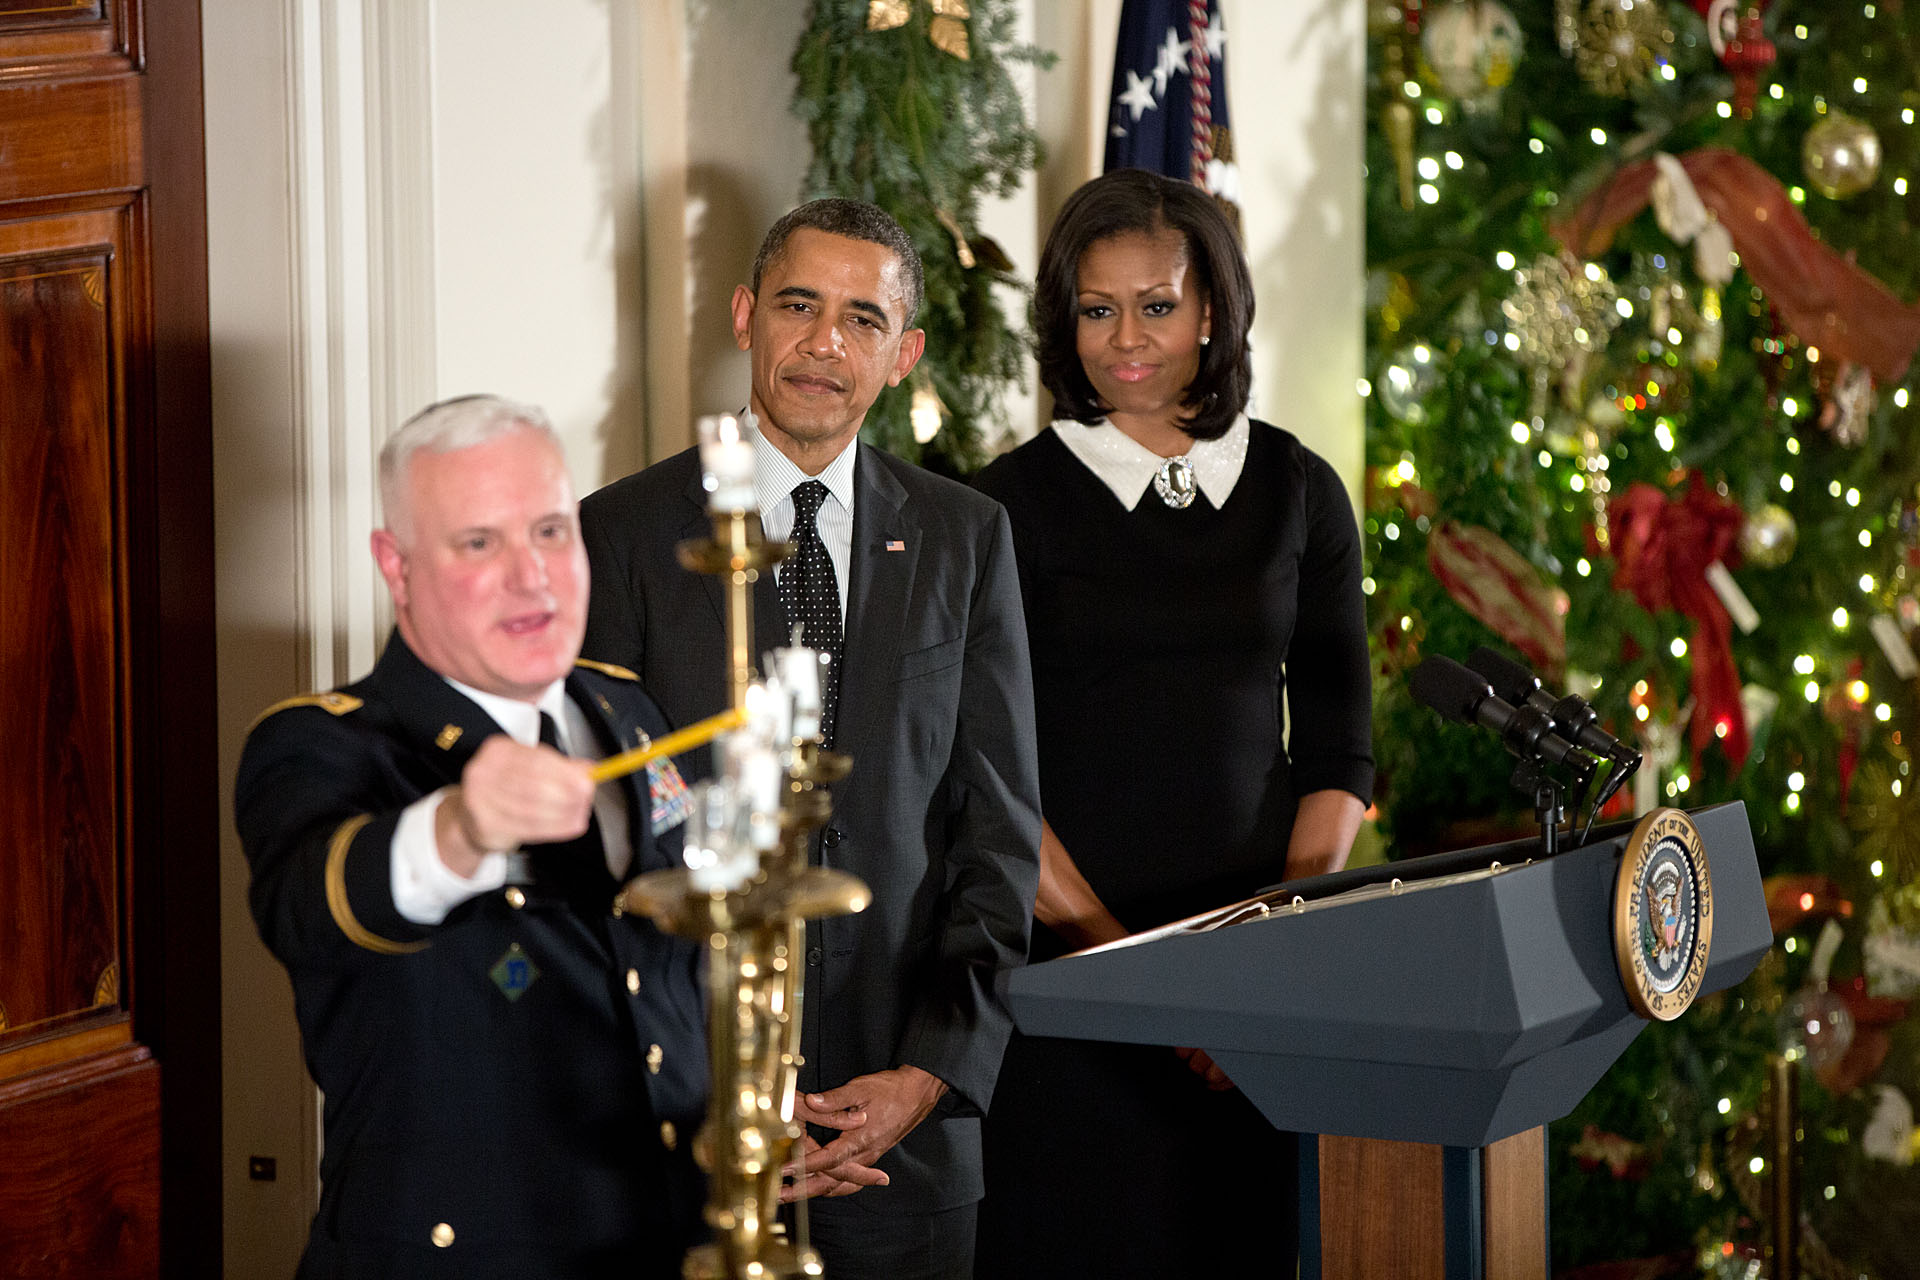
[971,421,1375,1278]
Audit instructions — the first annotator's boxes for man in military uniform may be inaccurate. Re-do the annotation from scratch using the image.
[236,395,706,1278]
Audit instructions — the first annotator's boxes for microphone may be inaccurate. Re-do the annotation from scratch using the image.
[1465,646,1634,762]
[1409,656,1594,782]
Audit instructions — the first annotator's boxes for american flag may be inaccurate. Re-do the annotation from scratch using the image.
[1104,0,1239,222]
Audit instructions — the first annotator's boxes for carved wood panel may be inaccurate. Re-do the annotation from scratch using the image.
[0,0,221,1271]
[0,0,128,79]
[0,1047,160,1278]
[0,0,104,21]
[0,231,126,1057]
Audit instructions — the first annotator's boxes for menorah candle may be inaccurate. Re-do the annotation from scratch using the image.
[696,412,756,511]
[768,643,823,741]
[684,780,752,893]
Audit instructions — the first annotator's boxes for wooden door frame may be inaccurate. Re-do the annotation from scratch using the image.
[134,2,223,1272]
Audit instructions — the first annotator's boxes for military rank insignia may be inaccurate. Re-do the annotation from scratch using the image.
[489,942,540,1002]
[1613,807,1714,1021]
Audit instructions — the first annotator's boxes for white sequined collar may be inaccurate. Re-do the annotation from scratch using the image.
[1051,414,1250,511]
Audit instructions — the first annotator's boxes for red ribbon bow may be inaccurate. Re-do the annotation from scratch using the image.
[1608,476,1750,772]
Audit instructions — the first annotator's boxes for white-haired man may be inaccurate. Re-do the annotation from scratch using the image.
[237,396,705,1278]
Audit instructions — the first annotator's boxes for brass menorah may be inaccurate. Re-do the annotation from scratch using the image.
[616,415,867,1279]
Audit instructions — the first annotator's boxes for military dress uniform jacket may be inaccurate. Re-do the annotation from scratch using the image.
[235,633,707,1279]
[579,443,1043,1215]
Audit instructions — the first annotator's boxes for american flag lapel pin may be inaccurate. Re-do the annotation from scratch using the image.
[885,539,906,552]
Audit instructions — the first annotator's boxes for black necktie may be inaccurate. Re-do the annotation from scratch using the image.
[778,480,844,746]
[532,711,608,892]
[538,711,564,752]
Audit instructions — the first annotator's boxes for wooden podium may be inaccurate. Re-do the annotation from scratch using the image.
[1005,803,1770,1279]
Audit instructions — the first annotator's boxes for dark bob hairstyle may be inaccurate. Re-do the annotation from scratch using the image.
[1034,168,1253,441]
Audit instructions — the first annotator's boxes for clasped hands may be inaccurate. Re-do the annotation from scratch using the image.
[779,1064,947,1201]
[435,747,976,1198]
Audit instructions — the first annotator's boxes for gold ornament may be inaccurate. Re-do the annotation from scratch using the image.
[934,207,976,269]
[929,11,969,59]
[1853,762,1920,885]
[1375,3,1418,210]
[1554,0,1581,56]
[910,369,947,445]
[1383,99,1417,211]
[1375,269,1416,334]
[1579,420,1615,549]
[1574,0,1672,97]
[1368,1,1408,38]
[1502,253,1619,367]
[1501,251,1621,415]
[867,0,970,60]
[1629,256,1721,370]
[1695,284,1723,370]
[1803,110,1882,200]
[1738,503,1797,568]
[867,0,909,28]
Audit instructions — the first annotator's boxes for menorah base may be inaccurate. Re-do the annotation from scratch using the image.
[683,1237,823,1280]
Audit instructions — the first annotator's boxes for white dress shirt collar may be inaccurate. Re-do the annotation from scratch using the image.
[743,408,859,523]
[444,676,571,750]
[1051,413,1250,511]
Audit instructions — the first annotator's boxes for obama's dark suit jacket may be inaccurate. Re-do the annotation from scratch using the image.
[580,442,1041,1214]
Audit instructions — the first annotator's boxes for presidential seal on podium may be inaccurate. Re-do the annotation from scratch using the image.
[1614,806,1715,1021]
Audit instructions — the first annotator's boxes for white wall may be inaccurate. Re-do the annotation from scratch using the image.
[429,0,646,491]
[1230,0,1367,497]
[203,3,1361,1271]
[204,6,314,1270]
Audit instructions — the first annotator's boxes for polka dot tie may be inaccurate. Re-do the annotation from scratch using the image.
[778,480,844,746]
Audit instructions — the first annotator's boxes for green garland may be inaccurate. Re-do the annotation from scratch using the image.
[790,0,1053,473]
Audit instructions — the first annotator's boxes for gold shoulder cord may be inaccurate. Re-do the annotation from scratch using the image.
[574,657,639,681]
[248,691,364,734]
[325,814,428,955]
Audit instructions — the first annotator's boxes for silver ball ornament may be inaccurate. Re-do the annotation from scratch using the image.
[1377,345,1441,424]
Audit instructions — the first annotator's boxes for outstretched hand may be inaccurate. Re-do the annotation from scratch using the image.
[779,1065,948,1202]
[436,736,596,876]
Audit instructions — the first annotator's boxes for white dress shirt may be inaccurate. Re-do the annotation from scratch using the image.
[746,408,857,626]
[1051,413,1251,511]
[390,676,634,925]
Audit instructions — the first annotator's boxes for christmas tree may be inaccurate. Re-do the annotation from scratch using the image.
[789,0,1051,473]
[1365,2,1920,1275]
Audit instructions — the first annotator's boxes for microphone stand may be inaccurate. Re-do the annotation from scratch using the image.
[1512,755,1566,856]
